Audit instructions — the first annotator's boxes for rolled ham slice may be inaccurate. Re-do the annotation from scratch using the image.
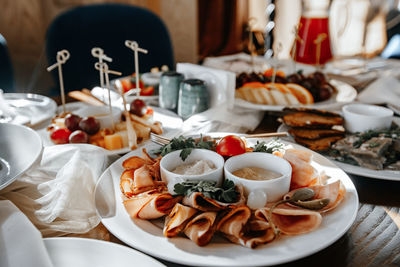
[184,212,217,246]
[284,180,346,212]
[255,204,322,235]
[224,219,275,249]
[217,205,251,238]
[124,190,182,219]
[182,185,246,212]
[120,164,164,198]
[283,149,320,189]
[163,203,197,237]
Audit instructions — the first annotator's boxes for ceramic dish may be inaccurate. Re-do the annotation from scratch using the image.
[99,134,358,266]
[43,237,165,267]
[38,102,183,155]
[277,121,400,181]
[234,79,357,111]
[0,123,42,190]
[2,93,57,127]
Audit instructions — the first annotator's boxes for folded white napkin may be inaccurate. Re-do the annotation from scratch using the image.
[0,144,116,237]
[0,200,54,267]
[181,102,264,134]
[358,76,400,106]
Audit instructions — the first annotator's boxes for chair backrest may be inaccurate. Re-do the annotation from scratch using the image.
[46,4,174,92]
[0,34,15,92]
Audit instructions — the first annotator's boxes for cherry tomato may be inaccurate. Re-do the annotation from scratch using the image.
[120,79,133,93]
[130,74,144,89]
[50,128,72,144]
[216,135,246,156]
[140,86,154,96]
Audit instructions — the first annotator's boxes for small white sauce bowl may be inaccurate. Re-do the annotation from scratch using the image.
[160,149,225,194]
[78,106,122,129]
[342,104,393,133]
[224,152,292,209]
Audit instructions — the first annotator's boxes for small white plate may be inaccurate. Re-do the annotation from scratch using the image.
[39,103,183,155]
[100,134,358,266]
[277,123,400,181]
[43,237,165,267]
[3,93,57,126]
[235,79,357,111]
[0,123,42,190]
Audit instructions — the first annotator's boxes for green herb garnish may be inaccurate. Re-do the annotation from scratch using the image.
[152,135,215,161]
[252,139,284,153]
[352,128,400,148]
[173,179,239,203]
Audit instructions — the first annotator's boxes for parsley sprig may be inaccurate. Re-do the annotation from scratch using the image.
[153,135,215,161]
[252,139,285,153]
[173,180,239,203]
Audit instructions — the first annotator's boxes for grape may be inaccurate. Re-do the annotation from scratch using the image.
[319,85,332,101]
[64,113,82,132]
[50,128,71,144]
[79,117,100,135]
[69,130,89,143]
[286,73,302,84]
[130,99,147,117]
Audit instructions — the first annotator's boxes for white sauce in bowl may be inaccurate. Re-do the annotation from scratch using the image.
[172,160,216,175]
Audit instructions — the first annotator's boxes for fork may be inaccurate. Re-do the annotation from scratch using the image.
[150,132,288,146]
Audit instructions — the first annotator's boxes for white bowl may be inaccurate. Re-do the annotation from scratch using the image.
[160,149,225,194]
[342,104,393,133]
[78,106,122,129]
[224,152,292,209]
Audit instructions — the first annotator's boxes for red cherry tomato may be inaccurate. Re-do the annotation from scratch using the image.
[130,74,144,89]
[140,86,154,96]
[216,135,246,156]
[120,79,133,93]
[50,128,71,144]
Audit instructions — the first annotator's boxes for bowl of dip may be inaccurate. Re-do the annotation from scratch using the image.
[78,106,122,129]
[160,149,225,194]
[342,104,393,133]
[224,152,292,209]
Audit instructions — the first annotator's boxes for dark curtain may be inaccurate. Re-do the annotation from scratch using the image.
[198,0,249,60]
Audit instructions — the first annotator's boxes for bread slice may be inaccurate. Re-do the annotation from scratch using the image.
[294,135,344,151]
[283,112,343,128]
[289,128,345,139]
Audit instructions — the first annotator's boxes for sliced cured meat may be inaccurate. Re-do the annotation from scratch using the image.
[120,164,165,198]
[224,219,275,249]
[217,205,251,238]
[283,149,320,189]
[255,204,322,235]
[284,180,346,212]
[184,212,217,246]
[163,203,198,237]
[124,190,182,219]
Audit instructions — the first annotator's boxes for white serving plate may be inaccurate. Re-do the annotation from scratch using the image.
[0,123,43,190]
[235,79,357,111]
[43,237,165,267]
[100,134,359,266]
[277,122,400,181]
[2,93,57,126]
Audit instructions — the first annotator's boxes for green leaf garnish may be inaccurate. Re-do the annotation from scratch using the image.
[173,179,239,203]
[152,135,215,161]
[252,139,284,153]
